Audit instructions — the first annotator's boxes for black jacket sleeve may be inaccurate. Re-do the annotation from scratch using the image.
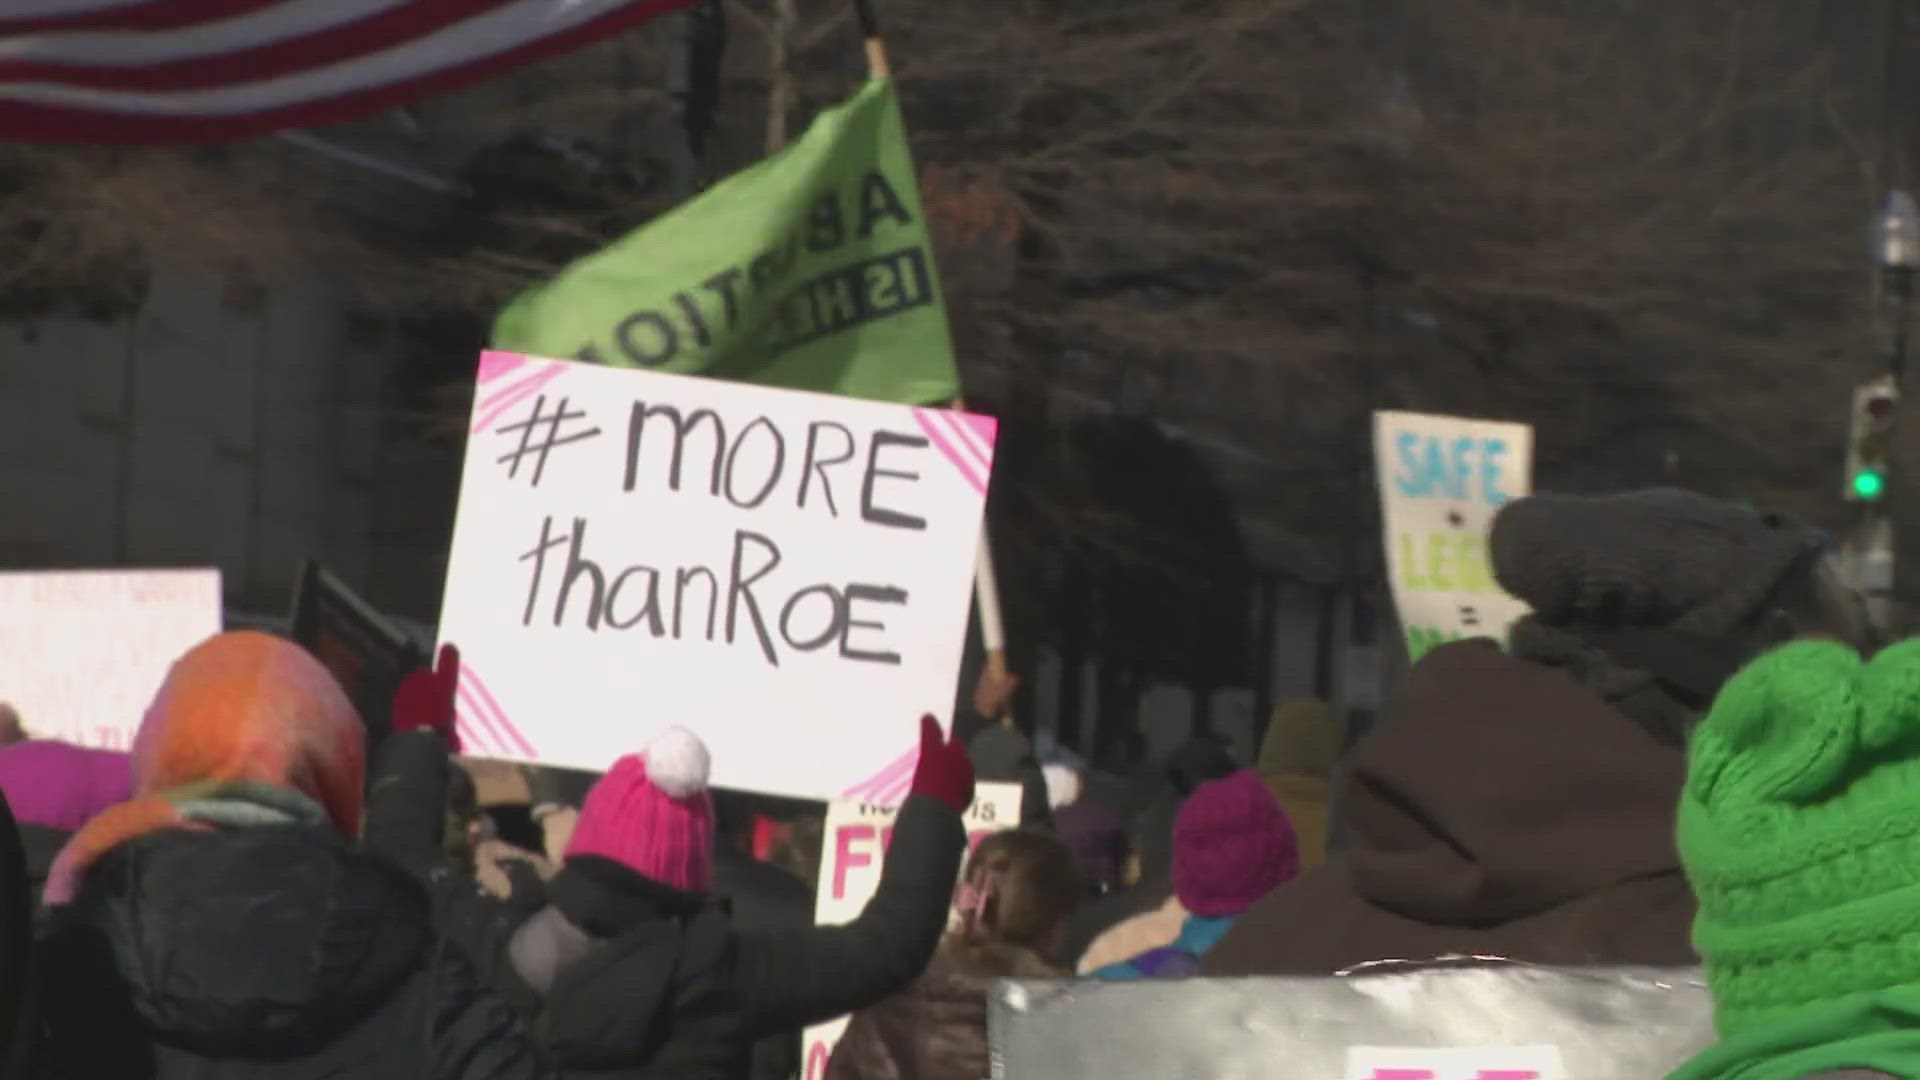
[427,934,559,1080]
[730,794,964,1034]
[17,823,67,917]
[364,731,542,1010]
[363,729,456,877]
[0,787,33,1080]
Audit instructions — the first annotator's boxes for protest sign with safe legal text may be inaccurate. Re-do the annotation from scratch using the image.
[1374,411,1534,661]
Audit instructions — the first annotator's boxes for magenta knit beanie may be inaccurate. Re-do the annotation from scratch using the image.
[566,727,714,892]
[1171,768,1299,917]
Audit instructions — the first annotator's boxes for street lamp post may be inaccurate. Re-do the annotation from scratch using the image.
[1872,190,1920,639]
[1877,189,1920,383]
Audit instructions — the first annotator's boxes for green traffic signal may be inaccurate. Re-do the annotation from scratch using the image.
[1854,467,1889,500]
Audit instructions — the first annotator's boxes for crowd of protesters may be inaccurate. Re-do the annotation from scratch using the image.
[0,486,1914,1078]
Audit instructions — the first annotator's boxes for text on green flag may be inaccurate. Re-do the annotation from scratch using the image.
[492,79,959,406]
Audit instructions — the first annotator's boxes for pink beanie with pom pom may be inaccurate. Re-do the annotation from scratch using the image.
[566,726,714,892]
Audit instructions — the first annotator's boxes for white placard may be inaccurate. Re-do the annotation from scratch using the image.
[1345,1044,1565,1080]
[801,781,1023,1080]
[0,569,222,752]
[1374,411,1533,661]
[438,352,995,801]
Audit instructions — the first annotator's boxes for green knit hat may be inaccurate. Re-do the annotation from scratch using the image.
[1681,638,1920,1035]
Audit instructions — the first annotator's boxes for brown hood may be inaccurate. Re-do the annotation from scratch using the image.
[826,944,1059,1080]
[1345,640,1686,926]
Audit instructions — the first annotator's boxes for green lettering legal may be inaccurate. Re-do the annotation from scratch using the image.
[1399,531,1498,593]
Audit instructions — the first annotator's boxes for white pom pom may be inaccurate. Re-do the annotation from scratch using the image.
[1042,763,1081,810]
[645,726,711,798]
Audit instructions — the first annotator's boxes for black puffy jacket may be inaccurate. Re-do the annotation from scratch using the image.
[504,789,963,1041]
[496,858,748,1079]
[32,825,554,1079]
[709,848,812,1080]
[367,733,966,1078]
[0,789,30,1080]
[12,823,60,921]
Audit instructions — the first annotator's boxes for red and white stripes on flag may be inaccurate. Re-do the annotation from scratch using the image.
[0,0,698,143]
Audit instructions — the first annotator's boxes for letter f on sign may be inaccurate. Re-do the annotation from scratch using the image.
[831,825,876,900]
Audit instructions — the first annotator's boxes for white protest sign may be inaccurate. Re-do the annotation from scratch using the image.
[0,569,222,752]
[1374,411,1533,661]
[438,352,995,801]
[990,966,1709,1079]
[802,781,1023,1080]
[1345,1045,1565,1080]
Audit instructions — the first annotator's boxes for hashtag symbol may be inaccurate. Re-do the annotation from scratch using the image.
[494,395,602,486]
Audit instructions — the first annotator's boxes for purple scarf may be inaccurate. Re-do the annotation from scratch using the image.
[0,740,132,832]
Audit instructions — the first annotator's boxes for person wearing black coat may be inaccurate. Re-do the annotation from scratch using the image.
[32,631,553,1080]
[39,825,553,1079]
[0,787,31,1080]
[713,838,815,1080]
[13,823,62,918]
[536,778,818,1079]
[1058,735,1236,966]
[367,716,974,1079]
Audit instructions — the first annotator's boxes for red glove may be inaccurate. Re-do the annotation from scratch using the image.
[393,643,461,752]
[751,815,781,862]
[908,714,974,814]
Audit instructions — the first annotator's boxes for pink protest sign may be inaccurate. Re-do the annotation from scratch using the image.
[1345,1047,1563,1080]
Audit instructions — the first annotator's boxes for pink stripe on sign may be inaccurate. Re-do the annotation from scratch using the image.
[455,672,531,759]
[877,773,912,804]
[929,407,991,464]
[843,746,919,801]
[932,410,991,473]
[475,366,555,411]
[476,350,528,386]
[460,666,538,757]
[470,363,570,435]
[954,411,998,452]
[455,684,511,759]
[862,753,916,792]
[455,683,511,757]
[453,712,490,757]
[912,410,987,495]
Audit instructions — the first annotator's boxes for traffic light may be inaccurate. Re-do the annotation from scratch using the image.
[1846,376,1898,502]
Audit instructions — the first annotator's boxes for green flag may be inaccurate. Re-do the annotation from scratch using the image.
[492,78,959,406]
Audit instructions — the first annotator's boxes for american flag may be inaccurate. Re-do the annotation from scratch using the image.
[0,0,697,143]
